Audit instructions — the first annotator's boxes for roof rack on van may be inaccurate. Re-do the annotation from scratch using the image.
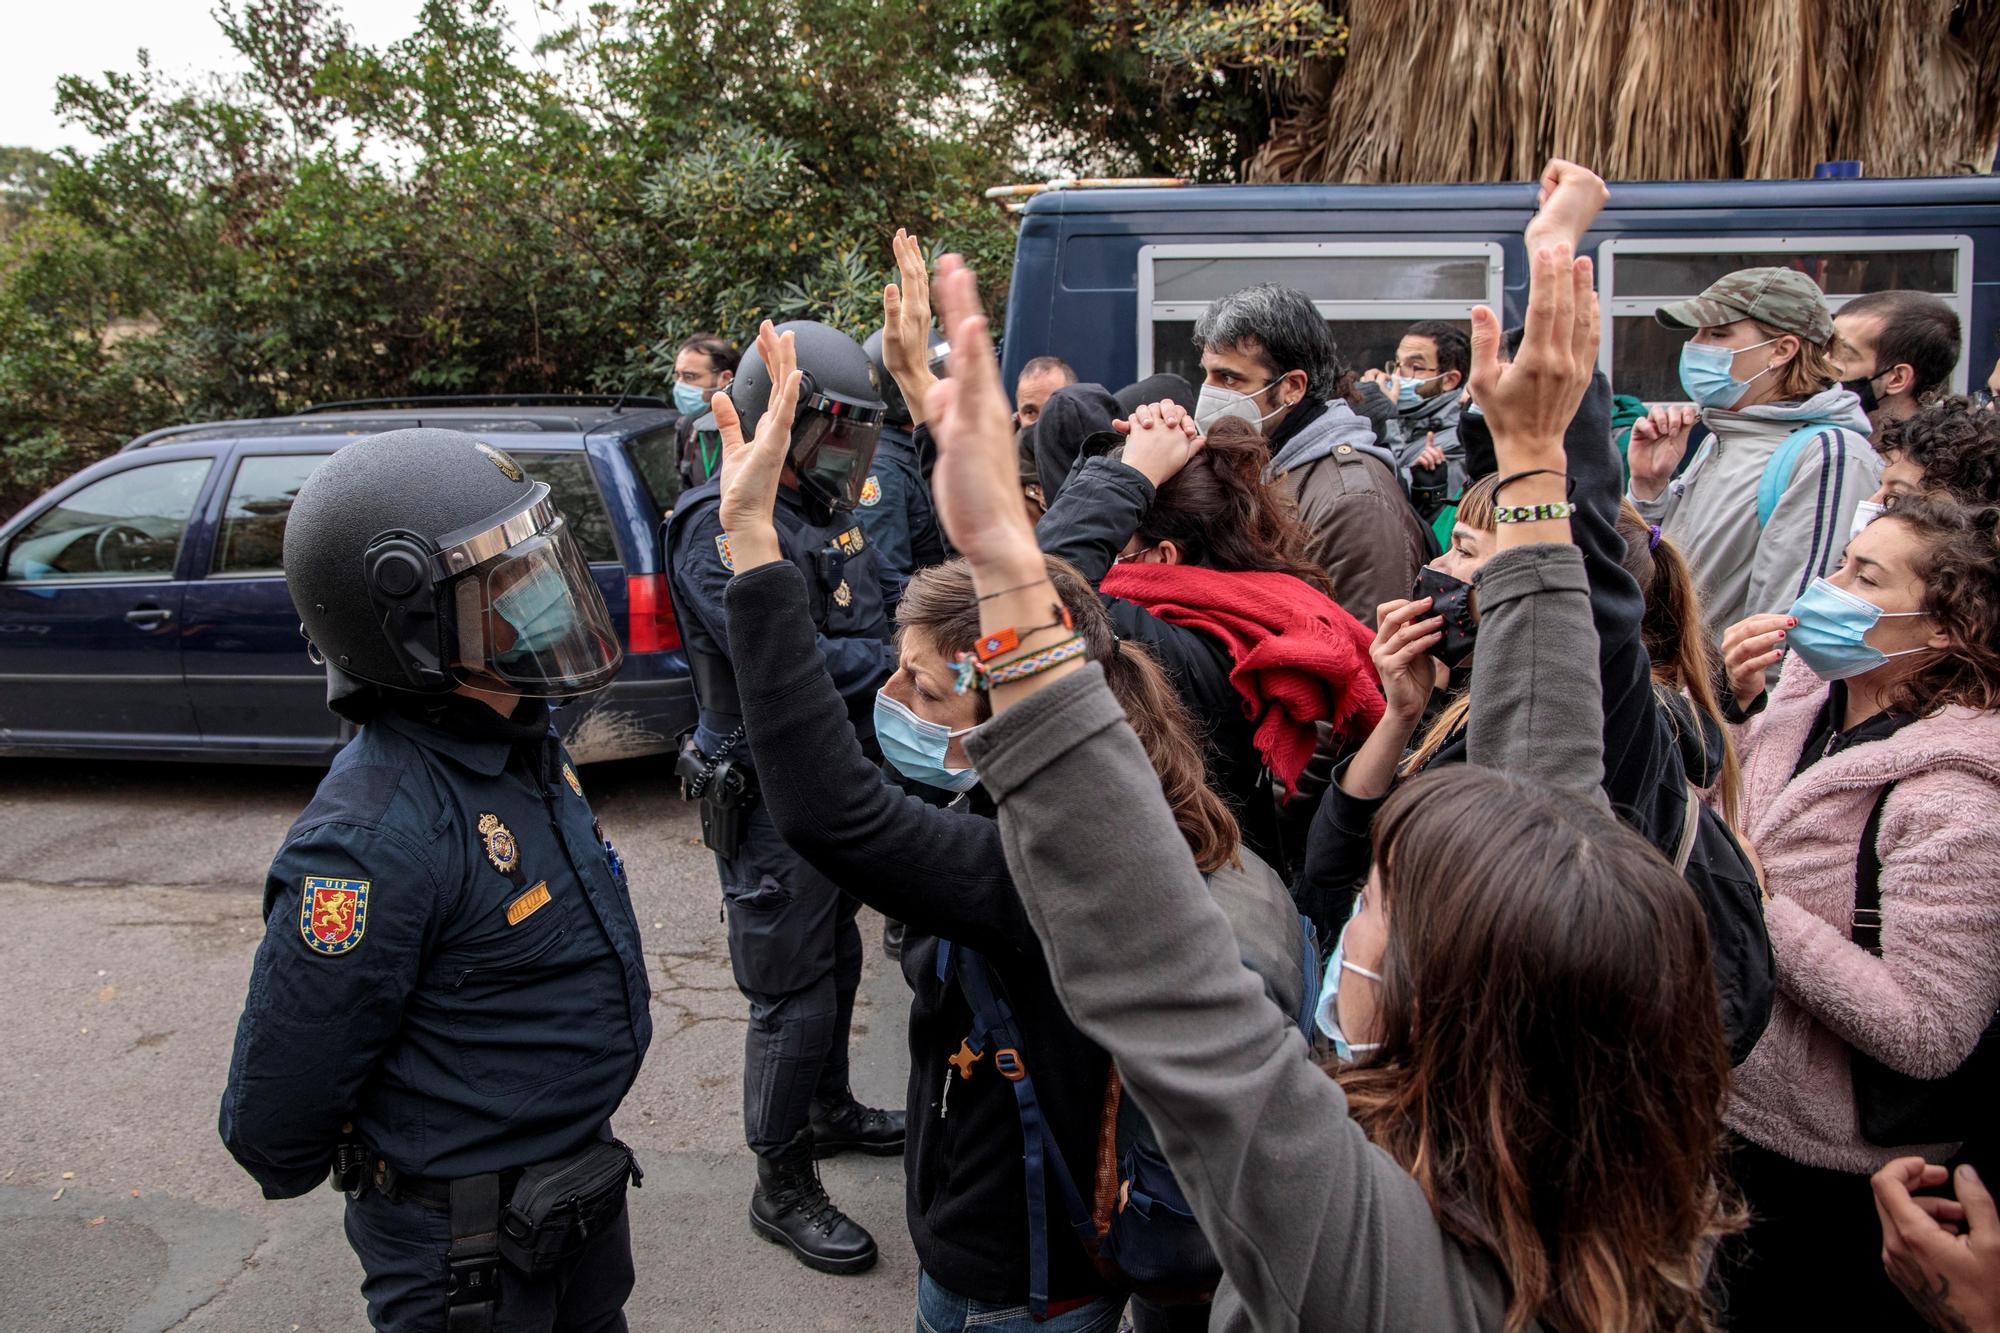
[299,394,670,414]
[984,178,1188,214]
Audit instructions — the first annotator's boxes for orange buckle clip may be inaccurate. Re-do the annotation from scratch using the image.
[948,1040,985,1080]
[994,1048,1026,1081]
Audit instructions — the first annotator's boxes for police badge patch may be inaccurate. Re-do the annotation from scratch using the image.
[300,877,370,955]
[563,763,583,797]
[715,534,735,572]
[833,579,853,608]
[835,526,867,556]
[858,475,881,507]
[479,813,520,873]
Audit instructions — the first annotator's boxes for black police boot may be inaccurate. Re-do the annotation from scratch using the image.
[749,1136,878,1275]
[881,918,907,961]
[809,1096,907,1159]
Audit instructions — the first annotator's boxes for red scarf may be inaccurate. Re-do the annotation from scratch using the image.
[1099,562,1384,791]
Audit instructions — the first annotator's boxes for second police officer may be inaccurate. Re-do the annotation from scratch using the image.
[666,320,907,1275]
[219,429,652,1332]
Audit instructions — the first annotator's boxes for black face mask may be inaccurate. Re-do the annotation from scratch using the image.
[1413,566,1479,669]
[1840,372,1883,415]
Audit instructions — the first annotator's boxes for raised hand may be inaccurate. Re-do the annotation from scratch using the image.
[1118,399,1204,487]
[1414,432,1447,471]
[712,320,799,572]
[881,228,938,424]
[1628,405,1699,499]
[1467,241,1599,476]
[1720,612,1794,711]
[925,255,1039,577]
[1523,159,1609,255]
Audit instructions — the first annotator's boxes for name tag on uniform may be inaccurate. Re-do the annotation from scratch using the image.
[507,881,552,926]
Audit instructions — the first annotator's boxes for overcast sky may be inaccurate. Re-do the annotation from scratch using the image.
[3,0,554,153]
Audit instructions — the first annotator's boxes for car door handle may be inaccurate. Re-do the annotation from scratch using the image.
[125,606,175,627]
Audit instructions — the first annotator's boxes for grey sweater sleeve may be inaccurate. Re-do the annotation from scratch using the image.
[966,665,1511,1333]
[1466,543,1607,802]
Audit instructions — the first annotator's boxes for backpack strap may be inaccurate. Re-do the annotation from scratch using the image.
[1756,424,1840,529]
[936,941,1097,1320]
[1848,785,1893,955]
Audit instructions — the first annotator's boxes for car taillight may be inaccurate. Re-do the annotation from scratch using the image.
[626,573,681,653]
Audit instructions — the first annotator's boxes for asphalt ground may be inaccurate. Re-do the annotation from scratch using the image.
[0,754,918,1331]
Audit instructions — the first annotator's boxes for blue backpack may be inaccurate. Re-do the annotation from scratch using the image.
[938,920,1320,1317]
[1754,423,1850,529]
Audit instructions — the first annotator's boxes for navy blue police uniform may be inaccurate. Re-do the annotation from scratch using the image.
[221,697,652,1332]
[665,475,894,1160]
[851,423,947,615]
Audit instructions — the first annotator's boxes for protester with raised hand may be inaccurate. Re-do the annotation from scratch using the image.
[708,296,1310,1333]
[1292,162,1773,1061]
[923,211,1741,1331]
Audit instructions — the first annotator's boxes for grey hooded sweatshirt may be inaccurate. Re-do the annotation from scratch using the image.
[1265,400,1432,626]
[1631,385,1876,644]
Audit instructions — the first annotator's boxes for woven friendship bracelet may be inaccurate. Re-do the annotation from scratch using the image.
[952,635,1086,693]
[1493,501,1579,524]
[986,636,1087,686]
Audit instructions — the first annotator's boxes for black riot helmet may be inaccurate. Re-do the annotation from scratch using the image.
[730,320,887,519]
[283,428,623,700]
[862,325,946,430]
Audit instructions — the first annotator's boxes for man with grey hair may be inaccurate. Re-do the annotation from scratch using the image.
[1193,283,1431,626]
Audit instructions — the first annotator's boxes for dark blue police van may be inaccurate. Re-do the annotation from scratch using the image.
[999,175,2000,404]
[0,397,693,765]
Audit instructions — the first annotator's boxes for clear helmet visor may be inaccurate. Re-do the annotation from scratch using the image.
[789,396,884,513]
[446,515,623,695]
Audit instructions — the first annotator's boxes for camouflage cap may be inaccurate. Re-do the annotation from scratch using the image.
[1654,267,1834,345]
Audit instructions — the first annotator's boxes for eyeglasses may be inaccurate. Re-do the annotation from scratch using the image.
[1385,360,1439,377]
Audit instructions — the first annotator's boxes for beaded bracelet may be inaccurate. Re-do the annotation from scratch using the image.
[1493,501,1579,524]
[952,635,1085,693]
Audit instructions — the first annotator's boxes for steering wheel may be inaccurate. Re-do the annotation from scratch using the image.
[93,524,153,573]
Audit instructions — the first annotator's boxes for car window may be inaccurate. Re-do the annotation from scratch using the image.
[624,425,682,512]
[513,451,618,563]
[213,454,326,575]
[4,458,213,582]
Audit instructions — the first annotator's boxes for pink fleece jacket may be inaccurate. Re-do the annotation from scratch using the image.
[1726,655,2000,1172]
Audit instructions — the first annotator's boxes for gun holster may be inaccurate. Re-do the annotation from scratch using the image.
[676,736,758,857]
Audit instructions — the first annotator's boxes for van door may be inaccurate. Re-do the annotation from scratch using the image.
[0,455,214,753]
[182,451,345,759]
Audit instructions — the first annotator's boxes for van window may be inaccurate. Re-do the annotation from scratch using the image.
[213,454,324,575]
[4,458,213,582]
[1137,242,1504,391]
[1601,235,1973,402]
[623,424,683,512]
[513,451,619,563]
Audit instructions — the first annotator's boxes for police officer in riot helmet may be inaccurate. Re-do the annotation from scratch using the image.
[220,429,652,1332]
[666,320,906,1275]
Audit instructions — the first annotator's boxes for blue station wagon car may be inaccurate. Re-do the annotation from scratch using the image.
[0,396,694,764]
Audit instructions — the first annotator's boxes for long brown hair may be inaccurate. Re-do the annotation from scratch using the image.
[1878,497,2000,717]
[897,555,1242,872]
[1402,473,1500,776]
[1128,415,1335,595]
[1614,501,1742,825]
[1338,766,1741,1332]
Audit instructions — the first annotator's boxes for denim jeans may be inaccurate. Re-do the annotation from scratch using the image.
[915,1270,1124,1333]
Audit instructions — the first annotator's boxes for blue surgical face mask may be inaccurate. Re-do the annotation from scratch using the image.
[874,690,982,793]
[1313,893,1383,1061]
[1677,336,1781,409]
[1397,372,1441,408]
[673,381,710,418]
[1784,577,1931,682]
[493,564,576,663]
